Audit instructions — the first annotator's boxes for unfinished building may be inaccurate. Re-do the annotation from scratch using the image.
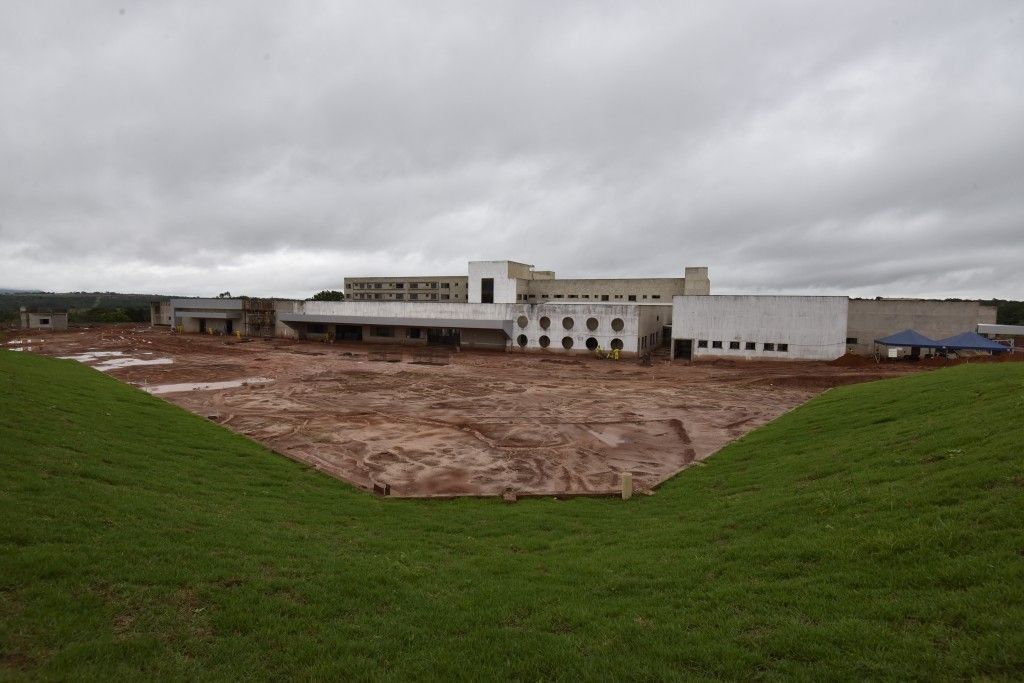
[19,307,68,331]
[845,299,997,355]
[344,260,710,310]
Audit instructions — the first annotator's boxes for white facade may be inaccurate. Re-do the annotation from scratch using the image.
[467,261,524,304]
[671,295,848,361]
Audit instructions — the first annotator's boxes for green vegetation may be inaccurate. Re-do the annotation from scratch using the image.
[1,352,1022,678]
[308,289,346,301]
[981,299,1024,326]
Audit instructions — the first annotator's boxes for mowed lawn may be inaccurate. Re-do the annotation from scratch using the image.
[1,350,1022,679]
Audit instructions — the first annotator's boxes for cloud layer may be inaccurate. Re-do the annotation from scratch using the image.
[1,1,1022,298]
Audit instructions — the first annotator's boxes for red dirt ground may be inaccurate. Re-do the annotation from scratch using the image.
[4,325,962,498]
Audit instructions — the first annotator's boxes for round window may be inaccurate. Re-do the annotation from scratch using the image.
[539,316,550,330]
[539,335,550,348]
[585,337,598,350]
[610,338,624,350]
[562,317,574,330]
[517,334,528,347]
[562,336,574,349]
[517,315,528,329]
[611,318,624,332]
[586,317,599,331]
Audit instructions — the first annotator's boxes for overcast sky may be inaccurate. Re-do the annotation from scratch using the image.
[1,1,1021,299]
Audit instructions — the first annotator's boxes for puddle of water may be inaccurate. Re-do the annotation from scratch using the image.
[7,339,43,345]
[94,357,174,371]
[8,346,31,352]
[59,351,126,362]
[142,377,273,395]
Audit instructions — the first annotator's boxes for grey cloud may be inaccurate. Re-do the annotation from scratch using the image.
[0,0,1021,298]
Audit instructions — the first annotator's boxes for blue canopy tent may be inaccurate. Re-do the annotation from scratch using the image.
[873,329,942,360]
[935,331,1009,353]
[874,329,942,348]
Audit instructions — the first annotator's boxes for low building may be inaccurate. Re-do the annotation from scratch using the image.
[846,299,997,355]
[670,295,849,361]
[274,300,667,356]
[19,307,68,331]
[978,323,1024,352]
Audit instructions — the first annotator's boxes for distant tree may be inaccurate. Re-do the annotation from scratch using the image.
[217,291,232,299]
[308,290,345,302]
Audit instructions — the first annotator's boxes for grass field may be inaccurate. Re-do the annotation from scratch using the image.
[1,350,1022,679]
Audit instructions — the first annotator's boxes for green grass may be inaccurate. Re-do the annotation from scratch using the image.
[1,351,1022,679]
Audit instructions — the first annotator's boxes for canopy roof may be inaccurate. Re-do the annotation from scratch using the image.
[874,329,942,348]
[934,331,1009,352]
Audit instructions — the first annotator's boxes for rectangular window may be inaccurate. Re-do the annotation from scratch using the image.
[711,340,723,349]
[764,343,775,351]
[642,295,648,300]
[745,342,755,350]
[554,295,564,299]
[374,283,382,289]
[652,295,661,299]
[410,293,418,300]
[440,294,448,300]
[395,294,404,300]
[430,283,437,289]
[374,293,382,299]
[602,295,609,301]
[39,318,50,325]
[395,283,403,289]
[778,343,789,352]
[308,323,326,334]
[373,327,394,337]
[628,295,637,301]
[729,341,740,350]
[846,337,857,344]
[697,340,708,348]
[408,328,421,339]
[568,295,578,299]
[614,295,622,299]
[481,277,494,303]
[441,283,450,289]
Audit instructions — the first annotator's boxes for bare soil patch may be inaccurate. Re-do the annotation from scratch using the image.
[12,325,934,497]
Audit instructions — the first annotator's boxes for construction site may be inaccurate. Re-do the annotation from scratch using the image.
[4,324,967,498]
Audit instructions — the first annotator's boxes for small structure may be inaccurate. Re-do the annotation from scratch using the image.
[935,332,1010,354]
[873,329,942,360]
[19,307,68,331]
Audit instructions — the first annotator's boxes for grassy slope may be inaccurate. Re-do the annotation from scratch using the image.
[1,351,1022,679]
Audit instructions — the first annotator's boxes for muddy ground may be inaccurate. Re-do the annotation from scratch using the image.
[5,325,928,498]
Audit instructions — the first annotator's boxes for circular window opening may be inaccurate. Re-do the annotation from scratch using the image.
[517,334,528,348]
[562,316,574,330]
[539,335,550,348]
[610,338,624,350]
[562,336,574,349]
[611,318,624,332]
[517,315,528,329]
[586,317,599,331]
[585,337,598,351]
[539,316,550,330]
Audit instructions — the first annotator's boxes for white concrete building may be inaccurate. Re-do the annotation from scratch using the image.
[671,295,848,361]
[274,299,667,355]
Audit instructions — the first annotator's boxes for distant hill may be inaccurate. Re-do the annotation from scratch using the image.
[0,291,180,323]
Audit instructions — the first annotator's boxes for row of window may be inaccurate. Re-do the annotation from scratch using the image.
[346,281,461,290]
[518,315,627,332]
[349,293,457,301]
[517,335,626,351]
[697,340,790,352]
[517,293,662,301]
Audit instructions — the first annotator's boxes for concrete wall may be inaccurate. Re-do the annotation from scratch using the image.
[522,278,683,304]
[847,299,996,355]
[683,267,711,295]
[150,302,173,326]
[672,295,848,361]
